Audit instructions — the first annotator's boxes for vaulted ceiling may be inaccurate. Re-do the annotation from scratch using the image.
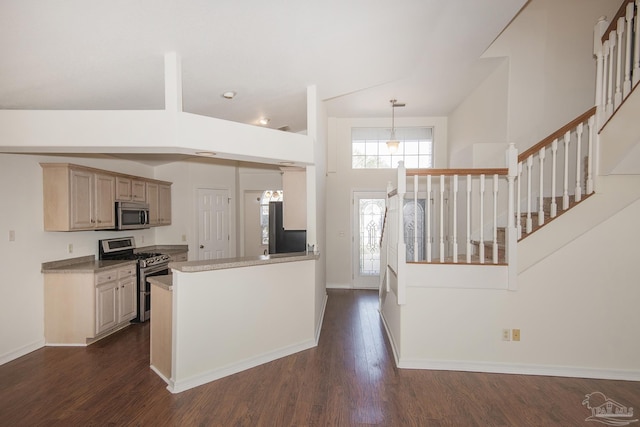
[0,0,526,134]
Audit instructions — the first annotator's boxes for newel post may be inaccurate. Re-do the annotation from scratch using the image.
[505,143,519,291]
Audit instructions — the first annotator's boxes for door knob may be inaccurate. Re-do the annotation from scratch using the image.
[200,245,204,249]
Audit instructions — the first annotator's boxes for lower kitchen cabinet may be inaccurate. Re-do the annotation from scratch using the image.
[44,262,137,345]
[95,267,137,335]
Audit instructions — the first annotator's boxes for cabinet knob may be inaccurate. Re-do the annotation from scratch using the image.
[200,245,204,249]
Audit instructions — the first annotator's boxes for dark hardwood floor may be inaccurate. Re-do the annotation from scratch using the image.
[1,289,639,426]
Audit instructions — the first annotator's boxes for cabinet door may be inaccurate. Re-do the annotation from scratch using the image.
[70,169,94,230]
[131,180,146,202]
[146,182,159,225]
[118,277,137,323]
[96,281,118,334]
[116,176,132,201]
[95,174,116,228]
[158,184,172,225]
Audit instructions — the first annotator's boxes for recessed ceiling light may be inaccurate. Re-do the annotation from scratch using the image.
[221,91,236,99]
[259,118,270,126]
[195,151,217,157]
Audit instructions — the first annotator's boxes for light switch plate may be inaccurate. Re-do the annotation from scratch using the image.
[9,230,15,241]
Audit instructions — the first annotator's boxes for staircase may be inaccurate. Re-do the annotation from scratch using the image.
[377,0,640,382]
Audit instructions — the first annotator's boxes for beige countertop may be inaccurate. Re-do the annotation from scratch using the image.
[41,256,137,273]
[148,274,173,291]
[41,244,188,273]
[170,252,319,273]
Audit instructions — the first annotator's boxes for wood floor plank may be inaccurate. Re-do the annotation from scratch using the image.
[1,289,639,426]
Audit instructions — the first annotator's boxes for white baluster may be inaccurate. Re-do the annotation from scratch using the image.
[526,156,533,234]
[634,0,640,87]
[607,32,616,118]
[623,3,635,98]
[563,131,571,210]
[603,39,611,124]
[538,146,546,226]
[594,17,609,128]
[479,174,485,264]
[550,139,558,218]
[615,17,625,109]
[492,174,498,264]
[587,116,595,195]
[516,162,522,239]
[413,174,418,262]
[439,175,445,263]
[575,123,583,202]
[452,175,458,263]
[466,174,472,264]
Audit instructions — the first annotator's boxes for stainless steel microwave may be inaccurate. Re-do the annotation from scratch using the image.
[115,201,150,230]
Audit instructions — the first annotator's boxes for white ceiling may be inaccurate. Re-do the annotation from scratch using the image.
[0,0,526,134]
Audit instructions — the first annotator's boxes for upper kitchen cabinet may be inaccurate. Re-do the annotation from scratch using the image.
[146,181,172,226]
[116,176,147,202]
[41,163,173,231]
[281,167,306,230]
[41,164,116,231]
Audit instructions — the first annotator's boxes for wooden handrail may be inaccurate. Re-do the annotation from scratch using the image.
[518,106,596,162]
[601,0,635,43]
[406,168,508,176]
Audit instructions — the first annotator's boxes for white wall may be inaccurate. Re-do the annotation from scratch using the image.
[308,85,328,338]
[325,116,447,288]
[448,0,619,166]
[0,153,154,364]
[448,58,509,167]
[154,158,239,259]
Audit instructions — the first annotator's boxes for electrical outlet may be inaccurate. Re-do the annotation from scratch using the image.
[502,329,511,341]
[512,329,521,341]
[68,244,73,253]
[182,234,187,242]
[9,230,15,241]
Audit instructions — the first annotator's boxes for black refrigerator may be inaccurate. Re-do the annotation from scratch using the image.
[268,201,307,254]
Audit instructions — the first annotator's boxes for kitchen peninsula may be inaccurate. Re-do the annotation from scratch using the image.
[149,251,320,393]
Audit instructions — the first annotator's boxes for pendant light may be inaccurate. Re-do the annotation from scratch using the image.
[386,99,405,154]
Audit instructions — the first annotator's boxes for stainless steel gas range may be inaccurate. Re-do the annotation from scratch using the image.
[98,237,170,322]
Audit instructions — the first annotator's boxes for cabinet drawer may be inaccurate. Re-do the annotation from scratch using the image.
[96,270,118,285]
[118,265,136,279]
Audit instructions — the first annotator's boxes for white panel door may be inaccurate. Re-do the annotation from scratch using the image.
[197,189,229,260]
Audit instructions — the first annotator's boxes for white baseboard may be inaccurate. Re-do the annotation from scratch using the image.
[326,282,351,289]
[169,339,317,394]
[398,358,640,381]
[0,339,45,366]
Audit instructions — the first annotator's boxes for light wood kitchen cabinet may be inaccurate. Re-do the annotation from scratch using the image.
[131,179,147,202]
[147,182,172,226]
[44,262,137,345]
[95,266,136,334]
[116,176,132,201]
[41,164,116,231]
[116,176,147,202]
[41,163,172,230]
